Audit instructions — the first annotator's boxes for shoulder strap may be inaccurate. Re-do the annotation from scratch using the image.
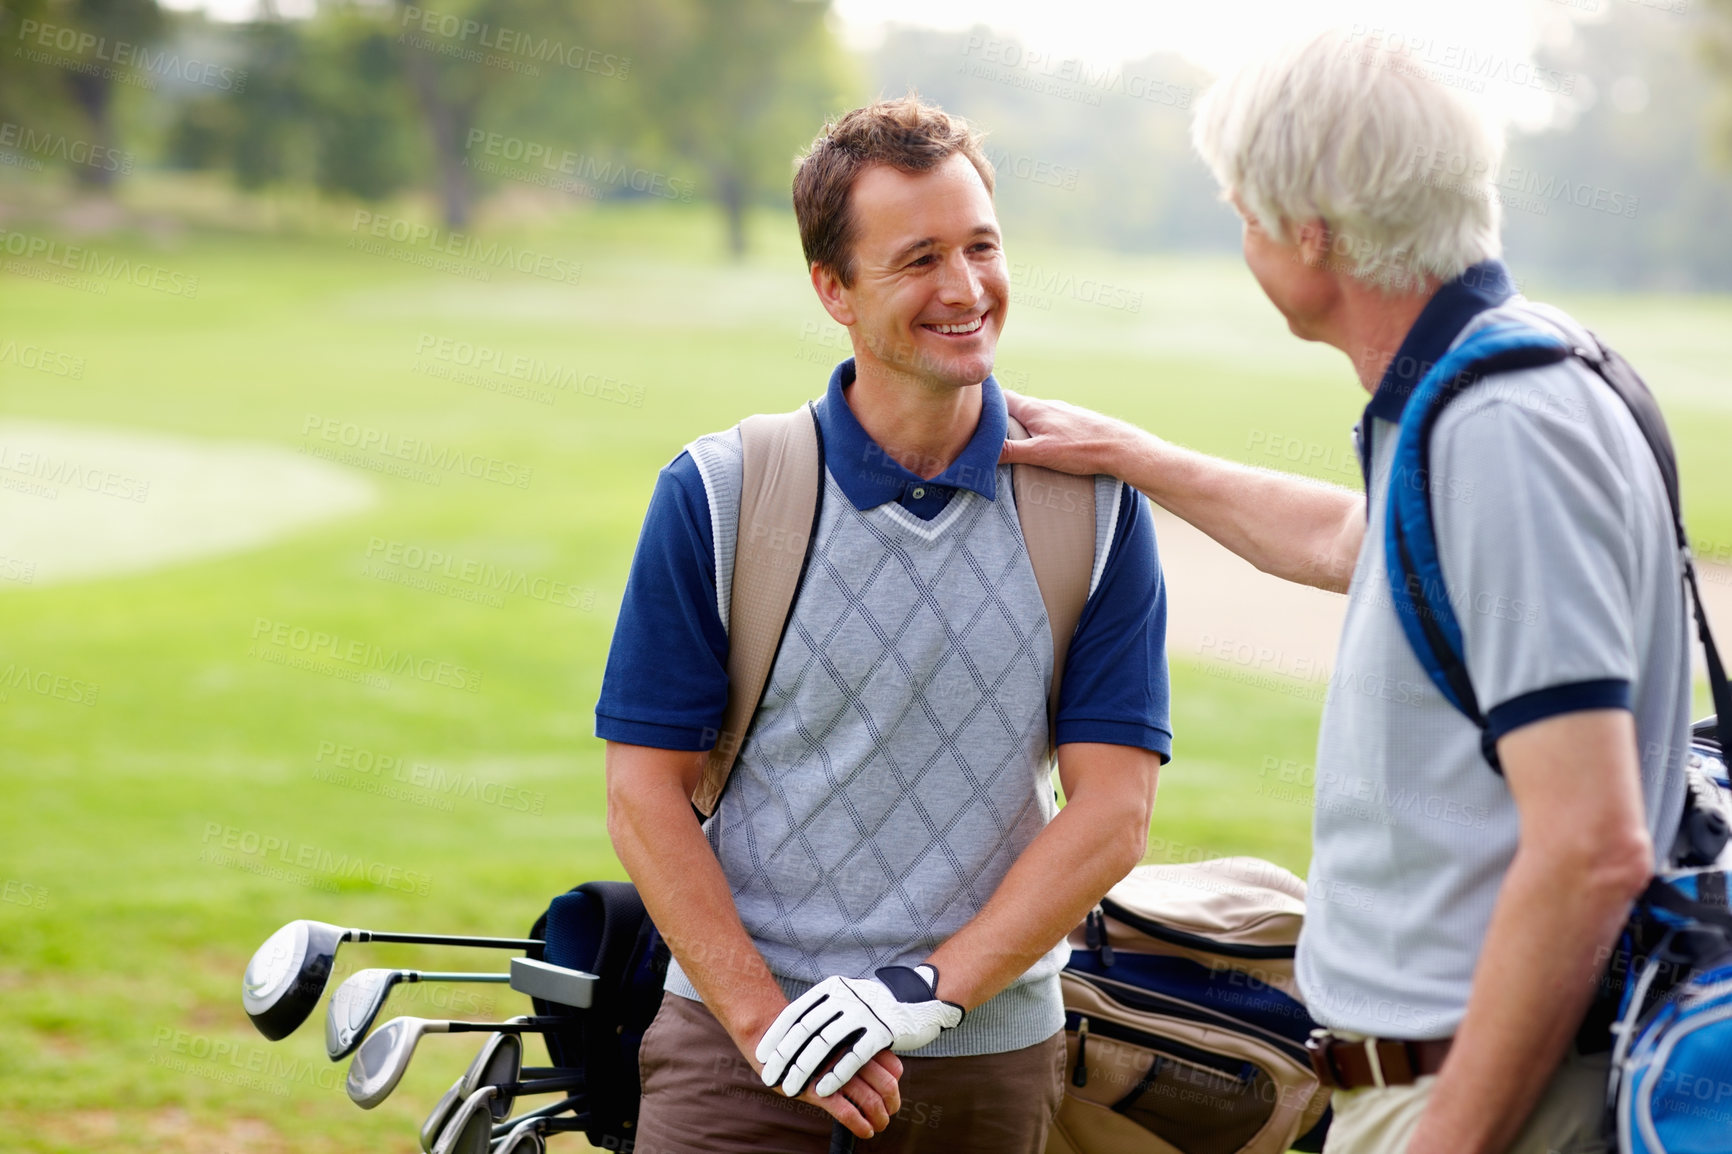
[1385,323,1571,759]
[1386,321,1732,770]
[1571,335,1732,742]
[693,405,823,818]
[1007,416,1096,753]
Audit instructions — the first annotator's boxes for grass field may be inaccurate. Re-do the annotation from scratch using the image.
[2,190,1729,1152]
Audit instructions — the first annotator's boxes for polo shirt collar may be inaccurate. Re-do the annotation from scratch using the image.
[814,358,1005,511]
[1364,259,1517,425]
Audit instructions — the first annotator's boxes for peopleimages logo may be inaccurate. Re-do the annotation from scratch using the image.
[0,227,199,298]
[398,6,630,78]
[299,414,534,489]
[15,20,247,91]
[464,131,693,203]
[249,616,484,693]
[348,211,582,286]
[0,338,85,379]
[200,823,434,896]
[0,121,132,173]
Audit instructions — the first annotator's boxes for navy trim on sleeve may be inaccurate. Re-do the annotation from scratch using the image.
[1053,485,1173,760]
[594,715,715,752]
[1484,678,1633,742]
[1059,718,1172,755]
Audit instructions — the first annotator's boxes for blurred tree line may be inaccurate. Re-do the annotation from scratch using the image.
[866,11,1732,290]
[3,0,1732,284]
[0,0,855,251]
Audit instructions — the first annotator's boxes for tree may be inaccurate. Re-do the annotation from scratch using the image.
[0,0,163,189]
[57,0,164,190]
[635,0,857,256]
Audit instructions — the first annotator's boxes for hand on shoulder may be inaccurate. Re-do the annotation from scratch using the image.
[1000,390,1145,479]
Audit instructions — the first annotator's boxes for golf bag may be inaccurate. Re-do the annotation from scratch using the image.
[1607,724,1732,1154]
[524,881,668,1150]
[1048,857,1332,1154]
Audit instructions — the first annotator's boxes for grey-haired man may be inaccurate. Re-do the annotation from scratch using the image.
[1004,28,1691,1154]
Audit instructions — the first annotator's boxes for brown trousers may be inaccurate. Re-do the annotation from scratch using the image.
[630,992,1066,1154]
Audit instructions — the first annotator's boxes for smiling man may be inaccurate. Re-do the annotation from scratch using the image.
[598,97,1170,1152]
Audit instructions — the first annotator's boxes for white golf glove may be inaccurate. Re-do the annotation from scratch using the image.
[755,964,965,1098]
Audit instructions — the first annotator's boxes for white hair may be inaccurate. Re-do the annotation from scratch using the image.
[1191,27,1505,293]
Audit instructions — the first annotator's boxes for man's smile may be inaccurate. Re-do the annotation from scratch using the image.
[922,314,987,337]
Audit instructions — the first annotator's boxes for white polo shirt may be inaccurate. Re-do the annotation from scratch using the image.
[1297,263,1692,1039]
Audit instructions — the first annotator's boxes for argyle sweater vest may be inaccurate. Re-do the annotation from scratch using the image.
[663,427,1108,1056]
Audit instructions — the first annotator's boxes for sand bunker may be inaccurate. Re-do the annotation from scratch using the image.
[0,418,377,588]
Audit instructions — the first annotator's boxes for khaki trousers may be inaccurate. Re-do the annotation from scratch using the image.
[631,992,1066,1154]
[1321,1047,1611,1154]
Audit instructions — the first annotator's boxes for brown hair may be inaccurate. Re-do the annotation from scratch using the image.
[793,95,995,288]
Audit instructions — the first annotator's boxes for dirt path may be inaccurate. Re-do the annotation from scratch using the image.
[1152,507,1732,685]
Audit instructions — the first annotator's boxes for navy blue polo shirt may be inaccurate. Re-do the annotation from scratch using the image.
[596,361,1172,757]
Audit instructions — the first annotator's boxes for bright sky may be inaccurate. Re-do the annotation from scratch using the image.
[832,0,1602,130]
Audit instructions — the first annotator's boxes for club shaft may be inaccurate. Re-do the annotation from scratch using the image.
[495,1074,586,1095]
[405,972,513,983]
[354,930,542,949]
[492,1095,585,1138]
[442,1017,565,1034]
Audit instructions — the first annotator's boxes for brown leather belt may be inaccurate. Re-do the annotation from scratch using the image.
[1306,1029,1453,1090]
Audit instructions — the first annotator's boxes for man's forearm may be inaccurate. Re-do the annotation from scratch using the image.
[1405,837,1642,1153]
[1001,394,1363,592]
[605,751,786,1055]
[925,743,1158,1010]
[1115,433,1363,593]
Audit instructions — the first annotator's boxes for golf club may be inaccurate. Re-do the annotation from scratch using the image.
[346,1015,566,1108]
[490,1114,589,1153]
[462,1032,521,1122]
[242,919,540,1041]
[489,1094,585,1141]
[492,1117,546,1154]
[433,1086,498,1154]
[423,1064,586,1154]
[422,1076,467,1154]
[326,968,514,1059]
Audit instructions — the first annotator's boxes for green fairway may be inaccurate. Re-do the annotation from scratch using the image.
[2,194,1729,1152]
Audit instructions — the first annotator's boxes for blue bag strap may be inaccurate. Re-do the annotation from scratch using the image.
[1386,319,1732,774]
[1384,323,1571,766]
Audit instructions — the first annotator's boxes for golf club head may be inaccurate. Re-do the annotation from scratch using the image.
[492,1118,546,1154]
[422,1075,466,1153]
[242,920,346,1041]
[347,1016,429,1108]
[433,1086,498,1154]
[326,968,402,1060]
[461,1032,523,1122]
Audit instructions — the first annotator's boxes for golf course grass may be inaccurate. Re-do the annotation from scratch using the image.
[1,190,1728,1152]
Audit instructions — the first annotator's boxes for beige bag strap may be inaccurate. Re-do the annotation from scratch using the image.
[1006,416,1096,750]
[693,405,822,818]
[695,407,1098,816]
